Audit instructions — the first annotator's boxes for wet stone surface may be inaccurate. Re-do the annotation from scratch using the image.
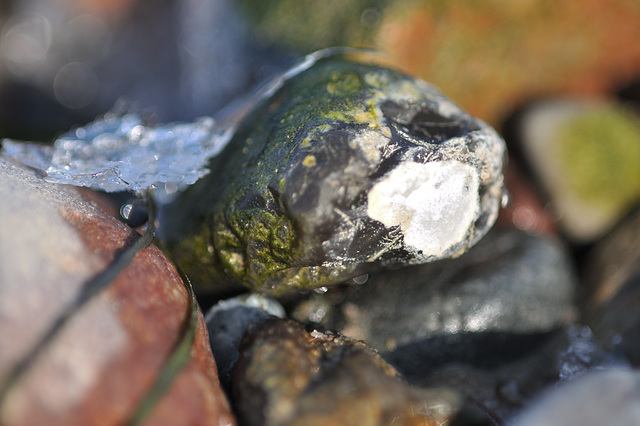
[284,225,593,422]
[205,294,286,392]
[0,157,235,425]
[397,325,624,423]
[4,2,640,425]
[164,54,506,295]
[289,226,578,352]
[232,318,487,426]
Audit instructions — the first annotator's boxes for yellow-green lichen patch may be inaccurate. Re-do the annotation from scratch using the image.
[302,155,317,167]
[262,263,364,296]
[217,209,299,289]
[364,71,426,102]
[326,71,363,96]
[554,105,640,217]
[321,87,390,131]
[167,218,238,294]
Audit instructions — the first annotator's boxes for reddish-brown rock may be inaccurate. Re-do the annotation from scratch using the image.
[0,157,235,425]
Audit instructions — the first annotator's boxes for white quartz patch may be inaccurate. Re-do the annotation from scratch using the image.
[367,160,480,257]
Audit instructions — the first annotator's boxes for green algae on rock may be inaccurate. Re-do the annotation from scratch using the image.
[556,106,640,214]
[519,100,640,242]
[163,54,506,295]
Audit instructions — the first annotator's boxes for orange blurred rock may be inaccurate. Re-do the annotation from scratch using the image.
[0,157,235,426]
[376,0,640,125]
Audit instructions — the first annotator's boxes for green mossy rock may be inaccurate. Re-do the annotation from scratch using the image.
[163,54,506,295]
[519,100,640,242]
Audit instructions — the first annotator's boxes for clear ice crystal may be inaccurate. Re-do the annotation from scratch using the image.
[557,325,629,383]
[2,114,233,193]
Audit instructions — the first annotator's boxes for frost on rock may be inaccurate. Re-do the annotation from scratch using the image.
[2,114,231,193]
[367,160,480,258]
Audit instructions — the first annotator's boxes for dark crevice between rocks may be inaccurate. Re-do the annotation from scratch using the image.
[382,330,560,379]
[127,262,200,426]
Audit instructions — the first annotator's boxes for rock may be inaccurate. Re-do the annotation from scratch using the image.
[205,294,286,392]
[236,0,385,51]
[288,226,588,422]
[583,206,640,366]
[164,54,506,295]
[232,318,487,426]
[376,1,640,125]
[388,326,623,423]
[290,226,578,352]
[554,326,628,383]
[510,369,640,426]
[0,157,235,425]
[516,100,640,242]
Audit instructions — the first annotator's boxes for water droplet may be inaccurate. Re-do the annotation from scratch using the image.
[352,274,369,284]
[119,199,148,228]
[501,188,511,209]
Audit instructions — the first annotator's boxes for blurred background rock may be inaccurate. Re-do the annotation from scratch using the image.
[3,0,640,133]
[0,0,289,140]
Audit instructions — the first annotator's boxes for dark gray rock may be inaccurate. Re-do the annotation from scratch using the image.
[386,326,624,423]
[286,226,590,422]
[290,226,578,352]
[164,54,506,295]
[510,369,640,426]
[205,294,285,391]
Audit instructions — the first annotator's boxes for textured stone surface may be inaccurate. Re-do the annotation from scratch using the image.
[0,157,234,425]
[517,100,640,242]
[233,318,483,426]
[205,294,286,391]
[511,369,640,426]
[290,226,577,352]
[164,54,506,295]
